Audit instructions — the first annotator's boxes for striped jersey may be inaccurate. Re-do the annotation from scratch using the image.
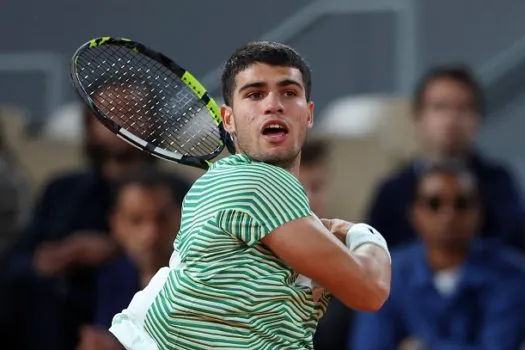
[142,153,331,349]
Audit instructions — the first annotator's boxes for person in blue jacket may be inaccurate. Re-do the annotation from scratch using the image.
[352,161,525,350]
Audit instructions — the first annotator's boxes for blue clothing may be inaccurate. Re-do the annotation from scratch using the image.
[351,240,525,350]
[94,255,140,328]
[367,153,525,250]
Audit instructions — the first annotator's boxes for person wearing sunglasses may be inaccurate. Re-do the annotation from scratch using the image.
[351,161,525,350]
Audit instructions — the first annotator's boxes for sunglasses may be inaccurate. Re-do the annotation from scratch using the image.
[417,194,477,212]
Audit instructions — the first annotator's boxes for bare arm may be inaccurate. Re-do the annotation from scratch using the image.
[261,216,391,311]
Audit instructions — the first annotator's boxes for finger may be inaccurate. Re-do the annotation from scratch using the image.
[320,218,332,229]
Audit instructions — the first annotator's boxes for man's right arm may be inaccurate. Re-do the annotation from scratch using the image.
[219,164,391,311]
[261,215,391,311]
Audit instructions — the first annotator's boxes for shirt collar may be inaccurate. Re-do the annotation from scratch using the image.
[411,239,492,289]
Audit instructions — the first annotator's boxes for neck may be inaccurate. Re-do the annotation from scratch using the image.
[138,266,159,288]
[425,244,469,271]
[287,159,301,177]
[420,147,471,164]
[137,258,166,288]
[236,149,302,178]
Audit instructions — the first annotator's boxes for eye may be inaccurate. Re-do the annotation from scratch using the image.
[283,90,297,97]
[247,91,264,100]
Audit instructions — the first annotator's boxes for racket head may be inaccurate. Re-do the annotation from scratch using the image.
[70,36,235,170]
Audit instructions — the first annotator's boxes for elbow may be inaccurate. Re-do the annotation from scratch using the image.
[338,279,391,312]
[364,280,390,312]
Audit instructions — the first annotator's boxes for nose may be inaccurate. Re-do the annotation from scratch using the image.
[436,205,456,225]
[264,92,284,115]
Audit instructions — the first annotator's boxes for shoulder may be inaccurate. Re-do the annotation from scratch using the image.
[390,242,422,272]
[373,162,415,195]
[38,170,99,196]
[472,152,516,180]
[98,255,138,287]
[485,242,525,279]
[380,242,424,301]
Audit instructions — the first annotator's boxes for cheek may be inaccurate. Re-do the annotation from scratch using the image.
[458,117,478,135]
[234,110,258,134]
[115,229,136,250]
[423,114,446,132]
[413,210,432,229]
[462,212,480,227]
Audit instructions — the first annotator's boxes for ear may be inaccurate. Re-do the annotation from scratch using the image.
[306,101,315,129]
[221,104,236,134]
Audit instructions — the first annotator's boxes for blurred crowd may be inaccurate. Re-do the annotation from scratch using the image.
[0,63,525,350]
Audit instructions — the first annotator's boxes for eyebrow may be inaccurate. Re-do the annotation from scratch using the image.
[237,79,304,94]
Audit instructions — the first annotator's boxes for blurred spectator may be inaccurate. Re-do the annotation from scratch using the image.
[77,167,186,350]
[367,65,525,250]
[0,113,32,349]
[352,162,525,350]
[297,139,355,350]
[2,102,190,350]
[0,114,31,259]
[299,138,330,217]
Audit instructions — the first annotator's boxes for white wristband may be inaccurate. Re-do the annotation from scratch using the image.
[345,223,391,264]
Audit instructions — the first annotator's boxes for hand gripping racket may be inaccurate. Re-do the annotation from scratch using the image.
[70,36,236,170]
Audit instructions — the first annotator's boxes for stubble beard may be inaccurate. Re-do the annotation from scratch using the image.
[235,135,302,170]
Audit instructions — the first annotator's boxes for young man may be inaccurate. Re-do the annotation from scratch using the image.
[109,41,391,350]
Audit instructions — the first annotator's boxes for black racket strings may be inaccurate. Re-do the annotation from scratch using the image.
[75,45,221,156]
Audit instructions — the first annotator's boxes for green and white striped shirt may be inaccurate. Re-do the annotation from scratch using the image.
[143,153,330,349]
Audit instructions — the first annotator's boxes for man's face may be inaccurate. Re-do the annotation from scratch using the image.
[415,78,480,156]
[110,184,180,269]
[221,63,314,169]
[412,172,480,250]
[299,161,328,217]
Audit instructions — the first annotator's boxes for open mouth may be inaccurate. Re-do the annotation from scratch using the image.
[262,121,289,137]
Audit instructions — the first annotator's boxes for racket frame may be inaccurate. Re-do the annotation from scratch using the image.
[70,36,235,170]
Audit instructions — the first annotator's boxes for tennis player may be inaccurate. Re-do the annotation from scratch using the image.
[109,41,391,350]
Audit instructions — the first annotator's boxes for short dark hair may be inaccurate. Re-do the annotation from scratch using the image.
[109,166,190,212]
[412,64,485,116]
[414,160,479,199]
[221,41,312,106]
[301,138,329,166]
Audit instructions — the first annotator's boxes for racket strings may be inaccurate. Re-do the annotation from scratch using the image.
[95,45,220,154]
[96,46,220,155]
[76,45,221,156]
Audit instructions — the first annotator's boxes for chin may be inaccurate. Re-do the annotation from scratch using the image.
[265,153,299,169]
[248,149,293,166]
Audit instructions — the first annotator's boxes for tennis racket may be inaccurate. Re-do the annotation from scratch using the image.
[70,36,236,170]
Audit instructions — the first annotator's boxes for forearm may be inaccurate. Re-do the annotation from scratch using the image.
[330,245,390,311]
[331,223,391,310]
[351,244,391,304]
[263,217,391,311]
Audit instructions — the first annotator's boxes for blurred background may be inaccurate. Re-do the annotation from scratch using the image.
[1,0,525,349]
